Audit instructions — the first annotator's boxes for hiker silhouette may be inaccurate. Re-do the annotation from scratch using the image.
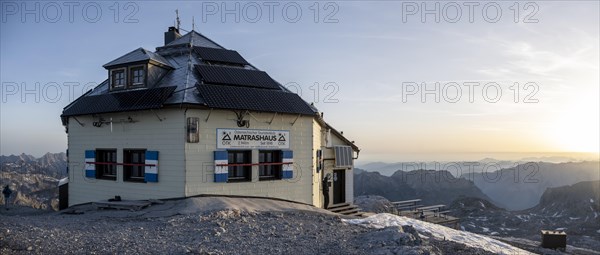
[3,185,12,208]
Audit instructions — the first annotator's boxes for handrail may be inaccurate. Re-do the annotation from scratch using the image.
[85,162,156,167]
[216,162,293,167]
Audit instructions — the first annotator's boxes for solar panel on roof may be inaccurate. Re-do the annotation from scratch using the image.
[195,65,280,89]
[194,47,249,65]
[196,84,315,115]
[62,86,176,117]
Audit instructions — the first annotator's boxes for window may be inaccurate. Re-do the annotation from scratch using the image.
[187,117,199,143]
[96,149,117,180]
[259,150,282,180]
[124,149,146,182]
[227,151,251,182]
[130,66,145,86]
[111,69,126,89]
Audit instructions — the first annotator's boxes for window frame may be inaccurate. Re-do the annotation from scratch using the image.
[187,117,199,143]
[96,149,117,180]
[259,150,282,181]
[129,65,146,87]
[123,149,146,182]
[110,68,127,90]
[227,150,251,182]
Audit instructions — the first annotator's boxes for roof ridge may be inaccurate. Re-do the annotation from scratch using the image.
[191,30,226,49]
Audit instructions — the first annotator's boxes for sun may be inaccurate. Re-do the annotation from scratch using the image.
[548,100,600,153]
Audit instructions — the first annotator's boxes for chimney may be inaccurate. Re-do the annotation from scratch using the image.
[164,26,181,45]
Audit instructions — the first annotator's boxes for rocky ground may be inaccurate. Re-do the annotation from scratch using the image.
[449,182,600,252]
[0,197,495,255]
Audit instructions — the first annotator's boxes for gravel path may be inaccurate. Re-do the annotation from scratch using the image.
[0,198,496,254]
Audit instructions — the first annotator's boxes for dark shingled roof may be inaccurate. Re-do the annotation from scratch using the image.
[164,31,223,48]
[195,65,280,90]
[194,46,249,65]
[61,86,176,117]
[62,30,317,118]
[197,84,315,115]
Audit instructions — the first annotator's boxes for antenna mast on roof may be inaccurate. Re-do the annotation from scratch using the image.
[175,9,181,31]
[192,16,195,31]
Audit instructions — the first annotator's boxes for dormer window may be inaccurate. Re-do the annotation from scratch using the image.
[109,65,147,90]
[130,65,145,87]
[111,68,126,89]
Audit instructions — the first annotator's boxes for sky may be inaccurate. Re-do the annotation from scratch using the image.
[1,1,599,162]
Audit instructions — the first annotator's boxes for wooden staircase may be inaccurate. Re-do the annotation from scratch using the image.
[327,203,363,217]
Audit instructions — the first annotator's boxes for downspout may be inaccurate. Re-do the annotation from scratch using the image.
[183,107,189,196]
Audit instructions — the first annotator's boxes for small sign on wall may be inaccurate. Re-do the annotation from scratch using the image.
[217,128,290,149]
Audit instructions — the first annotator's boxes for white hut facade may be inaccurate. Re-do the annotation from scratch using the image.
[61,27,359,209]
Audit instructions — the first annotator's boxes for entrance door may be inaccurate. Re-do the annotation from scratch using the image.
[333,170,346,204]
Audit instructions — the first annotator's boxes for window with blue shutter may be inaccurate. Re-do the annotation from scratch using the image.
[282,150,293,179]
[144,151,159,182]
[214,151,228,182]
[85,150,96,178]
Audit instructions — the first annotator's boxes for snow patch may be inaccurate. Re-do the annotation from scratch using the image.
[343,213,532,255]
[516,215,530,222]
[479,201,486,208]
[591,198,595,203]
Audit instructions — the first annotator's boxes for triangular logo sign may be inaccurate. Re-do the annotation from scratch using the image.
[222,132,231,141]
[278,133,286,142]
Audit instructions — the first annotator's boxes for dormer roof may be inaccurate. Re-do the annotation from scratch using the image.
[103,47,173,69]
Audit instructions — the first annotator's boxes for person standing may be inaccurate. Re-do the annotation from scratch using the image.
[322,174,331,209]
[2,185,12,209]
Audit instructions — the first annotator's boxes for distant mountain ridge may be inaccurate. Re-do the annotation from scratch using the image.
[356,156,595,177]
[354,169,491,206]
[1,152,67,210]
[1,152,67,178]
[462,161,600,210]
[356,159,524,177]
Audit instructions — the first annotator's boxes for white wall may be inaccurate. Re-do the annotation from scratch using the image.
[67,109,186,206]
[184,109,315,205]
[66,107,356,208]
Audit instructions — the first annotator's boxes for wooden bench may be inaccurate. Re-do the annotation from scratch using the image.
[437,210,451,218]
[392,199,422,211]
[416,205,446,217]
[93,200,152,211]
[416,204,445,212]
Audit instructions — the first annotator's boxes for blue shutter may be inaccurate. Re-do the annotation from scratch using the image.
[85,150,96,178]
[214,151,228,182]
[282,150,293,179]
[316,149,323,173]
[145,151,159,182]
